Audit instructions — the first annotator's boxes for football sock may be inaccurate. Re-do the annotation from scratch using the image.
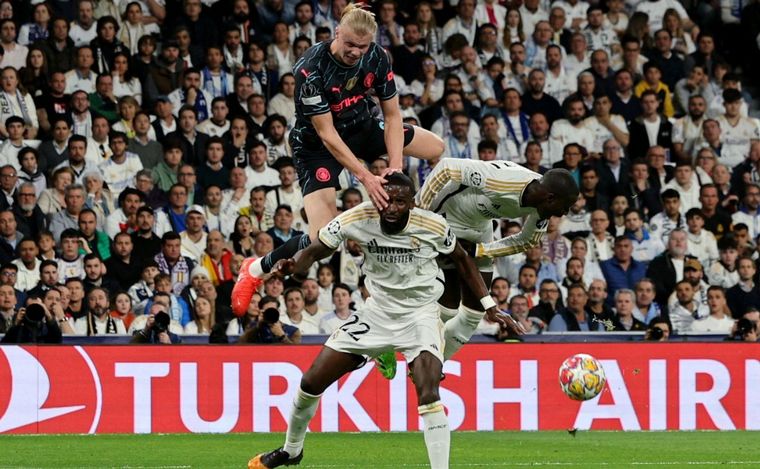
[443,305,484,361]
[439,305,459,323]
[418,401,450,469]
[283,387,321,458]
[261,233,312,273]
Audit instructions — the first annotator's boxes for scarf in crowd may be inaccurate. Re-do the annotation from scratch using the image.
[179,87,209,121]
[200,250,233,286]
[155,253,191,296]
[224,45,244,72]
[502,111,530,145]
[202,68,229,98]
[28,24,48,43]
[0,90,32,124]
[86,313,118,336]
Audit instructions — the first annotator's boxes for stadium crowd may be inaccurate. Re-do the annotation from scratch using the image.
[0,0,759,345]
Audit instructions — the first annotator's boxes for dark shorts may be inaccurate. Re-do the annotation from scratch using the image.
[291,118,416,196]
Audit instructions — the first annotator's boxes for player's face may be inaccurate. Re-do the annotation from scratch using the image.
[379,184,414,234]
[334,26,372,66]
[537,192,575,219]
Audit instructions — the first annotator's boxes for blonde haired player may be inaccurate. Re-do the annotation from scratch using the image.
[232,3,446,315]
[375,159,578,377]
[247,173,514,469]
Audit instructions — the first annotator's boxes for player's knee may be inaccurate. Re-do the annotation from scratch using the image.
[416,386,441,407]
[300,375,326,396]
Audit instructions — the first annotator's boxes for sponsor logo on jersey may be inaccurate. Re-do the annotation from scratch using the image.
[330,95,364,112]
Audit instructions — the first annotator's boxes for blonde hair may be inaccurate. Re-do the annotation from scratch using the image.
[339,3,377,37]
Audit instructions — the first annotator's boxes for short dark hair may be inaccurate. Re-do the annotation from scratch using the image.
[661,189,680,201]
[384,172,415,193]
[161,231,181,244]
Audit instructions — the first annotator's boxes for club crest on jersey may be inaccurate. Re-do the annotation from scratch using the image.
[327,219,341,235]
[346,76,358,90]
[364,72,375,88]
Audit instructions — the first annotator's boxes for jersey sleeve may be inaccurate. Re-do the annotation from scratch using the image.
[317,203,377,250]
[438,225,457,256]
[476,212,547,258]
[373,47,397,101]
[294,60,330,117]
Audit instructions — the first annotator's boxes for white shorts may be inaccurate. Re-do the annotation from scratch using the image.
[325,300,445,365]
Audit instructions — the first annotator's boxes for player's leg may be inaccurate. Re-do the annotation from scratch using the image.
[402,125,445,161]
[232,154,342,316]
[442,270,493,361]
[249,347,363,469]
[409,352,449,469]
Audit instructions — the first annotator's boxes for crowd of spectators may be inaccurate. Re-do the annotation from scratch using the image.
[0,0,758,344]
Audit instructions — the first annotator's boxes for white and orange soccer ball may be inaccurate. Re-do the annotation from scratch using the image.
[558,353,606,401]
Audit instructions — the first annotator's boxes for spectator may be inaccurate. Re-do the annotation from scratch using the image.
[624,208,664,263]
[184,296,215,335]
[318,283,353,334]
[726,257,760,319]
[130,301,182,344]
[731,183,760,239]
[690,286,735,333]
[612,289,647,331]
[586,210,614,262]
[104,232,141,291]
[82,253,119,295]
[109,290,136,332]
[673,93,709,160]
[699,184,734,240]
[548,283,606,332]
[632,278,662,325]
[649,189,686,244]
[601,236,647,301]
[645,315,671,341]
[12,237,39,292]
[78,208,109,260]
[154,231,195,298]
[669,279,709,333]
[646,229,690,309]
[27,259,58,299]
[708,235,740,288]
[662,161,700,215]
[49,183,87,241]
[281,286,319,335]
[74,286,127,335]
[529,279,562,327]
[198,230,233,287]
[587,278,615,321]
[1,298,61,344]
[686,208,719,267]
[668,257,709,310]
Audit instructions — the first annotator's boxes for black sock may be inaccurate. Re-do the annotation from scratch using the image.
[261,233,313,273]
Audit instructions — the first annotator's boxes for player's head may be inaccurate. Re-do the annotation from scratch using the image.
[334,4,377,66]
[535,168,579,218]
[380,172,415,234]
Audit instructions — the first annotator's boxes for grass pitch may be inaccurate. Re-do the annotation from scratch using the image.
[0,431,757,468]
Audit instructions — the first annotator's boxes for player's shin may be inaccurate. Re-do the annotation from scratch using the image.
[259,233,312,274]
[418,401,450,469]
[283,387,322,458]
[438,304,459,323]
[442,305,484,361]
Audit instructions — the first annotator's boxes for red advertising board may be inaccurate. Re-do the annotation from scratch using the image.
[0,344,758,434]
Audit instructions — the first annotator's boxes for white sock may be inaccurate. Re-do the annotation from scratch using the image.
[439,305,459,323]
[283,387,321,458]
[419,401,450,469]
[443,305,484,361]
[248,257,264,277]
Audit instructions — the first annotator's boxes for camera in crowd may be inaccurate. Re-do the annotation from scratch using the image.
[152,311,171,333]
[261,307,281,325]
[23,303,46,325]
[732,318,758,342]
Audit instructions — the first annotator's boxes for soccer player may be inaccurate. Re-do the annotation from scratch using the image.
[231,4,445,316]
[377,159,578,370]
[247,173,511,469]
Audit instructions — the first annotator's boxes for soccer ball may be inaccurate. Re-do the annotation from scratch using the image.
[558,354,606,401]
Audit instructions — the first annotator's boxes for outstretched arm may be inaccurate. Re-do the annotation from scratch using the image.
[475,213,546,259]
[272,239,336,279]
[448,242,524,335]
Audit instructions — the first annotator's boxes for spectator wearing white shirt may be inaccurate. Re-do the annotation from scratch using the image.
[649,189,686,244]
[98,131,143,199]
[179,207,207,263]
[475,0,507,42]
[503,42,532,94]
[442,0,479,46]
[245,140,280,191]
[0,116,39,170]
[64,46,97,95]
[281,287,320,335]
[686,208,719,267]
[715,88,760,169]
[636,0,693,38]
[582,5,619,55]
[672,93,707,161]
[74,287,127,336]
[623,208,664,263]
[689,286,735,333]
[12,238,39,292]
[555,0,589,31]
[0,19,28,70]
[441,111,477,159]
[68,0,98,47]
[731,183,760,239]
[550,96,594,153]
[544,44,576,104]
[196,97,230,138]
[582,94,629,157]
[431,90,481,142]
[264,158,303,220]
[318,283,353,334]
[480,114,519,161]
[564,32,591,80]
[662,162,700,215]
[0,68,38,140]
[519,0,549,38]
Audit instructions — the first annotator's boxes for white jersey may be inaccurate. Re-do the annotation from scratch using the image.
[672,116,705,158]
[550,119,595,153]
[543,67,576,104]
[582,115,628,154]
[715,115,760,168]
[416,158,546,258]
[98,152,144,198]
[318,202,456,316]
[583,26,619,55]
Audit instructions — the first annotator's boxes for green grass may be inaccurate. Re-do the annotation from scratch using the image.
[0,431,757,468]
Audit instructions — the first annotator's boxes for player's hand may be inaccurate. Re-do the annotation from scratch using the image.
[361,173,389,210]
[380,167,401,178]
[271,258,296,278]
[486,308,525,335]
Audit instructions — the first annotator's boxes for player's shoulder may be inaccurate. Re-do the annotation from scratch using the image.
[408,207,449,237]
[336,201,379,225]
[295,42,330,70]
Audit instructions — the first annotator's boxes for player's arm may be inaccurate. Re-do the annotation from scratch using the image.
[378,95,404,171]
[416,158,474,210]
[274,238,336,280]
[448,241,525,335]
[474,212,547,259]
[311,112,389,208]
